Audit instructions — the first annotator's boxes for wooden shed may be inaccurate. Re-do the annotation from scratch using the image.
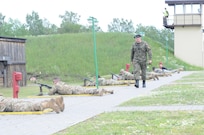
[0,36,27,87]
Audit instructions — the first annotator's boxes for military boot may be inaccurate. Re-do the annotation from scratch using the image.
[142,80,146,88]
[109,90,114,94]
[104,89,114,94]
[97,89,105,96]
[155,75,159,80]
[54,96,65,112]
[41,99,60,113]
[92,89,102,96]
[135,80,139,88]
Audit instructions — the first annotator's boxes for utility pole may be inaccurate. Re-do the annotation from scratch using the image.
[166,36,169,67]
[88,16,99,89]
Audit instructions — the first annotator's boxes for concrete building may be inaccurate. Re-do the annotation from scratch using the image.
[164,0,204,68]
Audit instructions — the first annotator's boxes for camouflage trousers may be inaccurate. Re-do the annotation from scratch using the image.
[84,78,129,86]
[133,62,147,80]
[0,97,42,112]
[48,85,112,96]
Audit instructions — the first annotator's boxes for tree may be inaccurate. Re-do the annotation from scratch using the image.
[108,18,135,33]
[59,11,80,24]
[58,22,82,33]
[42,18,58,35]
[7,18,30,36]
[59,11,83,33]
[26,11,45,36]
[0,13,5,26]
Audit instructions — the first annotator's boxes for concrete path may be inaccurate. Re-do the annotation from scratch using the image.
[0,71,200,135]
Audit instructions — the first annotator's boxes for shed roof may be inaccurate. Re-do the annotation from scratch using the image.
[0,36,26,43]
[165,0,204,5]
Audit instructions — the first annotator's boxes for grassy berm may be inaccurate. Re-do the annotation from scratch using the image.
[24,32,202,84]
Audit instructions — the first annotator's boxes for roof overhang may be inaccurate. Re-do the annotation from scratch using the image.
[165,0,204,5]
[0,36,26,43]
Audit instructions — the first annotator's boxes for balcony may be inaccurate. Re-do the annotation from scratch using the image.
[163,14,202,29]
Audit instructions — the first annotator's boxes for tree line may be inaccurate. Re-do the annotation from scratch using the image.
[0,10,174,51]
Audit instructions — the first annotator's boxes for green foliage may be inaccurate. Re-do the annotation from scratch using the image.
[25,32,202,83]
[59,11,81,24]
[108,18,135,33]
[136,24,174,53]
[26,11,45,36]
[58,22,82,33]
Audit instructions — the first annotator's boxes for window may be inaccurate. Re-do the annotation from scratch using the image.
[192,4,200,14]
[185,4,192,14]
[175,5,183,14]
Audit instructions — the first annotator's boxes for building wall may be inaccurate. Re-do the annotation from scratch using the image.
[0,37,26,87]
[174,26,204,67]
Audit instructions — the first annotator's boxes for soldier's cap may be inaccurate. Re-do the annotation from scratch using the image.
[134,34,142,38]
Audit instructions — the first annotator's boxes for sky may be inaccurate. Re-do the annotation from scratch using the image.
[0,0,168,31]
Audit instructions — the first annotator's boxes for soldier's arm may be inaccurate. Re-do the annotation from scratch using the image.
[145,43,152,61]
[130,45,134,62]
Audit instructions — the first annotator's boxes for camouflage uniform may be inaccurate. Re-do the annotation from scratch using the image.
[120,69,134,80]
[0,95,64,113]
[153,67,183,76]
[131,35,152,88]
[153,68,172,76]
[146,72,159,80]
[48,81,113,96]
[120,69,158,81]
[85,77,130,86]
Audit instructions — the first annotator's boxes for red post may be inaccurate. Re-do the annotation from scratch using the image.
[125,64,130,71]
[12,72,22,98]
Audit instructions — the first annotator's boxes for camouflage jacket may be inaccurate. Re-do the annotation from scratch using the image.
[131,41,152,63]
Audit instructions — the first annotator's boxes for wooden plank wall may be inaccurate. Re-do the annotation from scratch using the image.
[0,37,26,87]
[7,64,27,87]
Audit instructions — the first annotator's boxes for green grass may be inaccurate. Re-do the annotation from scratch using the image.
[55,111,204,135]
[0,85,49,98]
[120,71,204,106]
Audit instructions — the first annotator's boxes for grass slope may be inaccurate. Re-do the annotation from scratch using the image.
[25,32,202,83]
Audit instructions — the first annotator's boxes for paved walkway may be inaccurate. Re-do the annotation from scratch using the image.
[0,71,201,135]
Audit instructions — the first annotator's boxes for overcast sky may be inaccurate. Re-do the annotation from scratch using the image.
[0,0,168,31]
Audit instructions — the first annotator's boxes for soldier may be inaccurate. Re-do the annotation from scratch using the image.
[0,94,64,113]
[48,78,114,96]
[146,72,159,80]
[120,69,158,81]
[84,77,130,86]
[163,8,169,18]
[152,66,183,76]
[131,34,152,88]
[152,67,172,76]
[119,69,134,80]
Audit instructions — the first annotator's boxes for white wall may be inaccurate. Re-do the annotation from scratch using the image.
[174,26,204,67]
